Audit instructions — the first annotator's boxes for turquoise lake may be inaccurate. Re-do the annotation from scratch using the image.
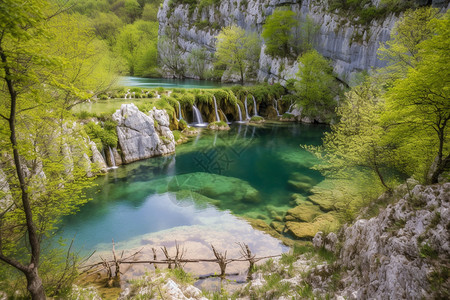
[119,76,229,89]
[58,123,327,271]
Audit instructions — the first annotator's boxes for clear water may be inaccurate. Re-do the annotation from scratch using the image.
[119,76,229,89]
[58,123,327,256]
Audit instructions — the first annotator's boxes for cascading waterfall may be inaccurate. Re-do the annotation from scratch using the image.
[213,96,220,122]
[192,105,207,126]
[178,101,182,120]
[252,95,258,116]
[274,99,281,116]
[156,94,161,99]
[287,102,294,113]
[108,146,118,169]
[244,96,250,120]
[236,103,243,122]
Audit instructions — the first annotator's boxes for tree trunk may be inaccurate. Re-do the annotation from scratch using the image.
[25,267,46,300]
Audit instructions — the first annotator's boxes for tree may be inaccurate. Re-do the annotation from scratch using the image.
[214,25,261,84]
[378,7,439,83]
[382,10,450,183]
[158,36,186,77]
[187,48,211,79]
[0,1,110,297]
[317,81,394,190]
[295,50,339,121]
[292,14,319,54]
[262,8,297,57]
[115,20,159,76]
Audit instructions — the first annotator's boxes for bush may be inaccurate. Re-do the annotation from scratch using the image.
[84,121,118,150]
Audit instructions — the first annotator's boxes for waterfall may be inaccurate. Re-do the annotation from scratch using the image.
[236,103,243,122]
[287,102,294,113]
[156,94,161,99]
[252,95,258,116]
[178,101,182,120]
[244,96,250,120]
[108,146,118,169]
[192,105,207,126]
[213,96,220,122]
[274,99,281,116]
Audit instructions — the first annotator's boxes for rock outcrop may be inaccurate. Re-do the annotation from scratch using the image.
[312,183,450,299]
[112,104,175,164]
[158,0,441,83]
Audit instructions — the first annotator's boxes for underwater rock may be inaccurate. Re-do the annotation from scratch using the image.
[308,179,365,212]
[285,212,340,240]
[270,221,285,234]
[165,172,261,203]
[288,180,314,192]
[284,202,323,223]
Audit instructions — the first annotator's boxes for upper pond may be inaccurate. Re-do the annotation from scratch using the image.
[119,76,229,89]
[58,123,327,275]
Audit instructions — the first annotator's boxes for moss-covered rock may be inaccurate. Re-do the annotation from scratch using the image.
[249,116,265,123]
[284,202,323,223]
[288,180,314,192]
[207,121,230,130]
[308,179,365,212]
[166,172,261,203]
[270,221,285,234]
[284,212,340,239]
[181,127,200,136]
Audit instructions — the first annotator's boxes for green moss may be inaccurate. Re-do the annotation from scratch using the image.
[172,130,182,141]
[250,116,264,122]
[281,113,294,119]
[84,121,118,151]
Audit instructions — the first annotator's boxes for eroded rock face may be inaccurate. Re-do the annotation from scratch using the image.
[112,104,175,164]
[157,0,420,83]
[335,183,450,299]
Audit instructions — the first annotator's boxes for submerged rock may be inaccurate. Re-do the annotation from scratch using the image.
[163,172,261,203]
[284,202,323,223]
[284,212,340,240]
[112,104,175,164]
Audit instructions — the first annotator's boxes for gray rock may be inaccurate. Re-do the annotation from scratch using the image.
[112,104,175,164]
[336,183,450,299]
[90,141,107,173]
[158,0,402,83]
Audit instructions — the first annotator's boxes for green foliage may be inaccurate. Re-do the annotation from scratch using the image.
[172,130,182,141]
[328,0,418,25]
[178,119,188,130]
[167,268,194,285]
[380,8,449,182]
[262,8,298,57]
[114,20,159,76]
[84,121,118,150]
[214,25,261,83]
[187,48,211,79]
[295,50,340,120]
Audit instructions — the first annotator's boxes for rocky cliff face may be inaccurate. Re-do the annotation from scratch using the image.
[313,183,450,299]
[112,104,175,164]
[158,0,402,83]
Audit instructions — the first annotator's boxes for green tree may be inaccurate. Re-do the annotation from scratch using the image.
[187,48,211,79]
[295,50,339,120]
[0,1,110,297]
[215,25,261,84]
[115,20,159,76]
[261,8,298,57]
[382,10,450,183]
[317,82,394,190]
[378,7,439,82]
[292,14,319,54]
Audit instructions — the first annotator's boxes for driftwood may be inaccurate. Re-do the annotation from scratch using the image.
[80,242,281,286]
